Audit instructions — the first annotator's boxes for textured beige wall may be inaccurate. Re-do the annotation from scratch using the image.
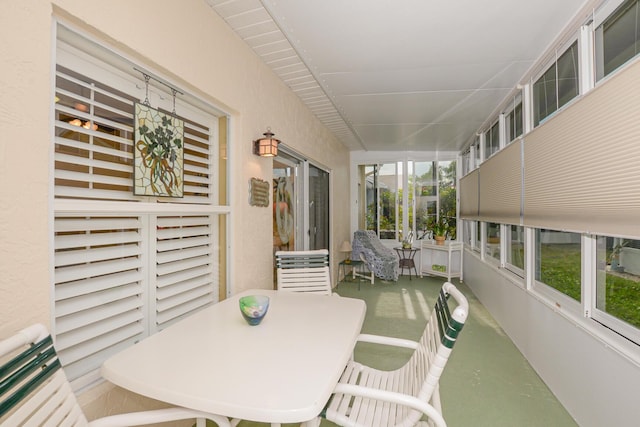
[0,0,350,421]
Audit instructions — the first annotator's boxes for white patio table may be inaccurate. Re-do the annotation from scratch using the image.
[101,289,366,425]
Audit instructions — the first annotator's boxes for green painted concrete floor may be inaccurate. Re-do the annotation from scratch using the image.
[232,275,578,427]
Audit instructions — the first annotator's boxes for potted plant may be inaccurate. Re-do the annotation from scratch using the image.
[401,230,414,249]
[430,216,449,245]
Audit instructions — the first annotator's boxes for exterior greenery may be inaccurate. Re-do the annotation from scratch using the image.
[538,243,640,329]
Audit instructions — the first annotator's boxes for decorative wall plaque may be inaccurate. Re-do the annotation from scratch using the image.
[133,102,184,197]
[249,177,270,207]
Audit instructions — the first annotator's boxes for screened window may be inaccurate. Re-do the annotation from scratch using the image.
[485,222,501,262]
[461,148,472,176]
[535,229,581,301]
[378,163,400,240]
[505,98,523,143]
[484,121,499,160]
[506,225,525,275]
[596,0,640,80]
[55,29,227,389]
[462,220,473,248]
[533,41,579,127]
[414,161,437,239]
[474,221,482,253]
[438,161,457,239]
[594,236,640,340]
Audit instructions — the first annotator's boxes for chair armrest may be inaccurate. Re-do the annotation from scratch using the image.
[356,333,419,350]
[333,383,446,427]
[88,408,230,427]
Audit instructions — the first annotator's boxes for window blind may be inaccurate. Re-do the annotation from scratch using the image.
[478,139,522,225]
[459,169,479,219]
[524,56,640,237]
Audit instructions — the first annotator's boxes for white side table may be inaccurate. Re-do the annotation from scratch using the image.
[420,240,463,282]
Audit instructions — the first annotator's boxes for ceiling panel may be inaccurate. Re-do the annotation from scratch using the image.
[206,0,597,152]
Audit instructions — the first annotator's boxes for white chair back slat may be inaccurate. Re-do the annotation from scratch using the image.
[275,249,332,295]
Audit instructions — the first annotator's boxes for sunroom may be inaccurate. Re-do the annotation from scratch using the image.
[2,0,640,426]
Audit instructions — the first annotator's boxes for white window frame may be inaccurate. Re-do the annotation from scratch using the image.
[531,34,581,127]
[589,234,640,345]
[529,228,582,316]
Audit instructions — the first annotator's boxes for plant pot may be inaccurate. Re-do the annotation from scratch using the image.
[435,235,446,245]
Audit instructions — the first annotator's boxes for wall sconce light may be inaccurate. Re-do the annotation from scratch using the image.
[253,128,280,157]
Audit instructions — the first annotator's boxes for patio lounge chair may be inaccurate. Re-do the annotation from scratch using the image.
[352,230,399,281]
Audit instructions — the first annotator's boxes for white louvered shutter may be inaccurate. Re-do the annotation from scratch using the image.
[53,36,222,388]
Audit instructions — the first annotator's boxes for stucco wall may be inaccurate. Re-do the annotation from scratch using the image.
[0,0,350,421]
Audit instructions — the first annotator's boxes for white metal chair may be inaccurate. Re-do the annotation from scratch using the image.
[0,323,230,427]
[275,249,333,295]
[320,282,468,427]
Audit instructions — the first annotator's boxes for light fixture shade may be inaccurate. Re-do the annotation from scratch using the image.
[339,240,352,253]
[254,128,280,157]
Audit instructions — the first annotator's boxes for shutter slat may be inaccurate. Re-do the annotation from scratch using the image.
[55,152,132,174]
[57,320,144,366]
[56,294,143,338]
[156,275,211,301]
[55,169,133,188]
[55,269,142,301]
[55,245,140,267]
[55,217,140,233]
[156,254,211,276]
[156,298,210,327]
[55,257,141,284]
[157,235,210,252]
[156,284,212,313]
[55,230,140,250]
[157,246,210,264]
[157,215,210,227]
[157,225,210,240]
[54,132,133,156]
[156,264,212,288]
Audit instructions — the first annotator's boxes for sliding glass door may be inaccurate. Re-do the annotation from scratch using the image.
[273,149,330,253]
[308,164,329,250]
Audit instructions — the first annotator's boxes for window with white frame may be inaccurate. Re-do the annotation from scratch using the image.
[54,27,227,389]
[461,148,472,176]
[485,222,501,262]
[504,95,523,144]
[593,235,640,344]
[533,40,579,127]
[483,121,499,160]
[462,219,473,248]
[505,225,525,276]
[534,229,581,302]
[596,0,640,81]
[473,137,481,169]
[414,161,437,238]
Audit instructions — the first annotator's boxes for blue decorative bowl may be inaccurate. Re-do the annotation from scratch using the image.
[239,295,270,326]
